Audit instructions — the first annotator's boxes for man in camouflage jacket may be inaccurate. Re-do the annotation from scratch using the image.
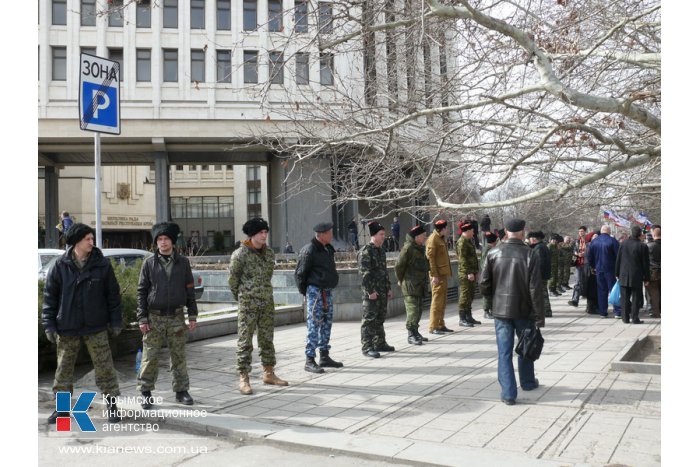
[358,221,394,358]
[547,235,561,296]
[229,218,288,395]
[456,221,482,327]
[559,236,574,291]
[395,225,430,345]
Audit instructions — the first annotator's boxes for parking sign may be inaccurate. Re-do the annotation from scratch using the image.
[79,53,120,134]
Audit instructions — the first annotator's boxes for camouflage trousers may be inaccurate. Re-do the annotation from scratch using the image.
[361,293,388,352]
[543,282,552,317]
[138,312,190,392]
[53,330,120,396]
[559,264,571,285]
[237,300,276,374]
[458,277,476,313]
[548,273,559,290]
[404,295,425,332]
[429,278,448,331]
[305,285,334,358]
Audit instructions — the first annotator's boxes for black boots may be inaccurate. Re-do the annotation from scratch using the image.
[466,311,482,325]
[376,342,395,352]
[105,395,122,423]
[459,310,481,327]
[141,390,153,409]
[319,350,343,368]
[175,391,194,405]
[483,310,494,319]
[408,330,423,345]
[550,287,561,296]
[305,356,325,373]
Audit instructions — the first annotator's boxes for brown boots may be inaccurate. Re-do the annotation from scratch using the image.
[262,365,288,386]
[239,366,288,395]
[239,373,252,395]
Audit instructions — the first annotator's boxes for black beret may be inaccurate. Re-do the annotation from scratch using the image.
[65,223,95,246]
[152,222,180,244]
[505,218,526,232]
[409,225,426,238]
[313,222,333,233]
[434,219,448,230]
[243,218,270,237]
[368,221,385,236]
[484,232,498,243]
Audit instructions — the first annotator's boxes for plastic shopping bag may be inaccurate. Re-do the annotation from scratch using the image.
[608,280,621,307]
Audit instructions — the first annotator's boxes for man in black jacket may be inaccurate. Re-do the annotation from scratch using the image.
[527,231,552,318]
[481,219,544,406]
[42,223,123,424]
[615,225,650,324]
[295,222,342,373]
[136,222,198,408]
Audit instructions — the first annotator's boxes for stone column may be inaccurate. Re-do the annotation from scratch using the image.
[153,151,170,222]
[44,167,60,248]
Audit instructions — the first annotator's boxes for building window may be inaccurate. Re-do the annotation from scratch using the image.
[243,0,257,31]
[217,0,231,30]
[318,2,332,34]
[189,164,197,171]
[163,0,178,29]
[136,49,151,82]
[176,165,184,171]
[203,197,218,218]
[320,53,334,86]
[201,165,209,171]
[108,0,124,27]
[223,230,233,248]
[217,50,232,83]
[268,0,282,32]
[220,196,234,217]
[52,0,66,25]
[163,49,178,82]
[191,49,205,82]
[108,48,123,81]
[247,165,260,180]
[243,51,258,83]
[187,197,202,218]
[81,47,96,57]
[226,164,233,171]
[191,0,205,29]
[269,52,284,85]
[294,1,308,33]
[52,47,66,81]
[248,208,262,220]
[295,53,309,85]
[136,0,151,28]
[247,187,261,204]
[81,0,96,26]
[171,197,186,218]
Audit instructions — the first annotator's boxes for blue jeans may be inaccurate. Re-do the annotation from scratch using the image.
[494,318,538,401]
[596,270,621,316]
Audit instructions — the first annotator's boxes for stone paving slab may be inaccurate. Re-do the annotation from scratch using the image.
[39,293,661,466]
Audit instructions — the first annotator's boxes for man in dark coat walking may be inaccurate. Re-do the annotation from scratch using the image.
[587,225,621,318]
[615,225,650,324]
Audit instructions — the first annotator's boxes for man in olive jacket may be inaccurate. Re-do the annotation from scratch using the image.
[426,219,453,334]
[395,225,430,345]
[456,221,481,327]
[42,223,123,424]
[295,222,342,373]
[480,218,544,406]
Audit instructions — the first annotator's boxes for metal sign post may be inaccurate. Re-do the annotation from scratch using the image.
[78,53,120,249]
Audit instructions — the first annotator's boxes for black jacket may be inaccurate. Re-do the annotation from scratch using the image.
[615,237,650,287]
[42,247,122,336]
[531,241,551,281]
[648,239,661,270]
[136,251,198,324]
[480,238,545,327]
[295,238,339,295]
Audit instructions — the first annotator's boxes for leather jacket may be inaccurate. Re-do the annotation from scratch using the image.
[480,238,545,327]
[295,238,339,295]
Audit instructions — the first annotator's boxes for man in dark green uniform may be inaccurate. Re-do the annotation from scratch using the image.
[480,232,499,319]
[358,221,394,358]
[528,231,552,317]
[456,221,481,327]
[395,225,430,345]
[548,235,560,296]
[559,236,574,291]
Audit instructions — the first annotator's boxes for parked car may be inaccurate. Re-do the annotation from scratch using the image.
[38,249,65,280]
[40,248,204,300]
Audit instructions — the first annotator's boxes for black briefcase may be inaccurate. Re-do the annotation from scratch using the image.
[515,327,544,361]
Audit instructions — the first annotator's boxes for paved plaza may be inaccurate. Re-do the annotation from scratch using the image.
[39,293,661,466]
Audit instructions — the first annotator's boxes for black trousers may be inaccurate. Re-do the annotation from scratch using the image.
[620,284,643,322]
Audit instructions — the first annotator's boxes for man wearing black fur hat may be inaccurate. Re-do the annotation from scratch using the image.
[136,222,198,408]
[42,223,123,424]
[395,224,430,345]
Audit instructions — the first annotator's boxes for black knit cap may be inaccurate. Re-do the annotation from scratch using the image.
[409,224,426,238]
[434,219,448,231]
[368,221,385,236]
[484,232,498,243]
[505,218,526,232]
[152,222,180,244]
[243,218,270,237]
[65,223,95,246]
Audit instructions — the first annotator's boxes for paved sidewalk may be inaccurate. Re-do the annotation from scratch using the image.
[39,293,661,466]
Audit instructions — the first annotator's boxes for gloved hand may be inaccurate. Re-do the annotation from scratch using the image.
[45,330,57,344]
[110,327,122,338]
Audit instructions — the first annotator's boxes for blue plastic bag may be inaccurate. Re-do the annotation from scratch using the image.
[608,280,621,307]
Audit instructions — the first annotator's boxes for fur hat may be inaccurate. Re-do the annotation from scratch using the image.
[527,230,545,240]
[484,232,498,243]
[409,225,426,238]
[65,223,95,246]
[242,218,270,237]
[368,221,385,236]
[152,222,180,244]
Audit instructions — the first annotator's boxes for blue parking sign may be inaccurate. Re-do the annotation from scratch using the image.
[78,53,120,134]
[81,82,118,128]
